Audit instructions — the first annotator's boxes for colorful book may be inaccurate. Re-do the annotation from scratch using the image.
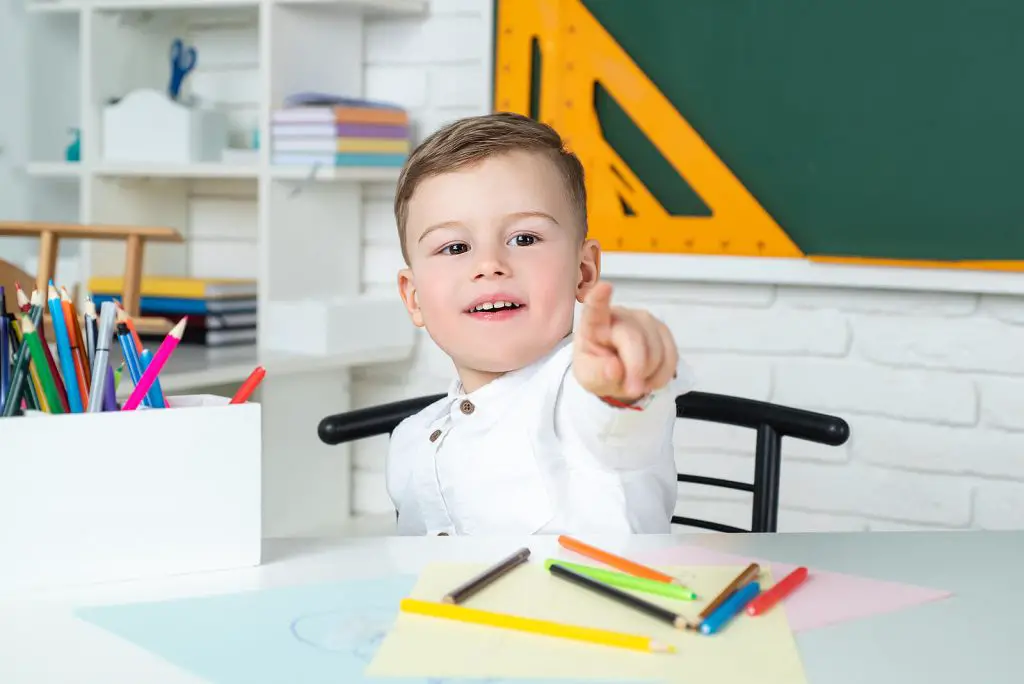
[271,123,410,138]
[90,295,256,316]
[271,152,408,167]
[88,276,256,300]
[272,138,411,154]
[141,326,256,348]
[272,105,409,126]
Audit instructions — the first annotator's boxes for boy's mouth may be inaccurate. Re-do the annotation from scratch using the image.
[465,298,526,320]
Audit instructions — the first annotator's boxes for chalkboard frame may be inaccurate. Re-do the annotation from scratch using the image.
[488,0,1024,294]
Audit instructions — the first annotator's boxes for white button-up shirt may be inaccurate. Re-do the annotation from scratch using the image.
[386,336,693,536]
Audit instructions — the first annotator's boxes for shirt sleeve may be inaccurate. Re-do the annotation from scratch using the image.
[555,356,695,471]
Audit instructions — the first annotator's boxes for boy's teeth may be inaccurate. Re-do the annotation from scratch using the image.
[472,301,519,312]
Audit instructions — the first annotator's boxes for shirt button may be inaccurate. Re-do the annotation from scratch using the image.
[429,429,442,442]
[460,399,475,415]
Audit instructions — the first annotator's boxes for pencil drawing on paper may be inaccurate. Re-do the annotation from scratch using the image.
[289,609,507,684]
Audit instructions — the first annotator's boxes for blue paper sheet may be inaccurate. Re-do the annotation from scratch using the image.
[74,575,640,684]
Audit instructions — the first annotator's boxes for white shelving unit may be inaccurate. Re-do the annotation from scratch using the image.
[19,0,425,537]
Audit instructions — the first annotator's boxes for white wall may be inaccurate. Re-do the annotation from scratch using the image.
[351,0,1024,533]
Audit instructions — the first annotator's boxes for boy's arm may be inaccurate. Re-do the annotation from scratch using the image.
[557,281,693,470]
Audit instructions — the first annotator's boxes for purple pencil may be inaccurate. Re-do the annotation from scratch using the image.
[102,363,118,411]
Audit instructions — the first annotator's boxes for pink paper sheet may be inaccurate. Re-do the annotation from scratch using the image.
[641,544,951,632]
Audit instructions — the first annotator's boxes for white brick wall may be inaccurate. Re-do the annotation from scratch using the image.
[351,0,1024,533]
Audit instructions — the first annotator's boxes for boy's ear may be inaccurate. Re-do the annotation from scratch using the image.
[398,268,425,327]
[576,238,602,303]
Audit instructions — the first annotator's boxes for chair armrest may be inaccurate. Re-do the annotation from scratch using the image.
[676,391,849,446]
[318,394,447,445]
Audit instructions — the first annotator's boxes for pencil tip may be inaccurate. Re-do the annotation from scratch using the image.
[170,317,188,337]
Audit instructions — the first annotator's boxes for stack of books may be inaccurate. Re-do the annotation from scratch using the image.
[271,97,411,168]
[87,276,258,348]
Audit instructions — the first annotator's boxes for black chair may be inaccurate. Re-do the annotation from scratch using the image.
[318,391,849,534]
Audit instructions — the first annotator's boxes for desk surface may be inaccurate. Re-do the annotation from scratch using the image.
[0,531,1017,683]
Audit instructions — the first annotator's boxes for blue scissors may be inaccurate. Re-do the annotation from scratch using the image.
[168,38,197,101]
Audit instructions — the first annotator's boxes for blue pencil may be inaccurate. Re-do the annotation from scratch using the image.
[699,581,761,635]
[139,348,166,408]
[115,322,150,407]
[47,282,83,413]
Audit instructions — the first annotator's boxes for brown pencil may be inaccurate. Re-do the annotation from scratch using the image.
[698,562,760,619]
[442,547,531,604]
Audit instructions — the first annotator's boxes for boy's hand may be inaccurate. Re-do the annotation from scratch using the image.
[573,281,678,404]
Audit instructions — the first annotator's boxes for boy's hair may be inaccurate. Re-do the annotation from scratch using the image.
[393,112,588,262]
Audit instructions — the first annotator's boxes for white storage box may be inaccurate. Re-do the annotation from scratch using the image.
[102,88,228,164]
[0,395,261,594]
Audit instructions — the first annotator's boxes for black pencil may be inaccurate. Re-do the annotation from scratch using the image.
[548,562,694,631]
[442,547,531,604]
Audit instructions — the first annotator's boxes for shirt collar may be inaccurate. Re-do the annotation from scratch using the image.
[437,334,574,426]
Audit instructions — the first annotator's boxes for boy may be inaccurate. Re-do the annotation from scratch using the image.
[386,112,692,536]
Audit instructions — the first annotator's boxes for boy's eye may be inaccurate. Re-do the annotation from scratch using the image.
[440,242,469,256]
[509,234,537,247]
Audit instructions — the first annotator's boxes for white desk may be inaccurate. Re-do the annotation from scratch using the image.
[0,531,1018,683]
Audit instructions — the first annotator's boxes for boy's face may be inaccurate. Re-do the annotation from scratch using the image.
[398,150,600,385]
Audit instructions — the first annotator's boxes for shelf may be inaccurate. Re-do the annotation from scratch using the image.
[26,0,426,14]
[92,162,261,179]
[25,162,83,179]
[270,165,402,183]
[113,340,415,398]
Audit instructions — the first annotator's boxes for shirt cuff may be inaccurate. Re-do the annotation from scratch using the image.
[560,357,696,449]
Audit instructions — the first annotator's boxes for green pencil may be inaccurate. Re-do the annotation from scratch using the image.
[18,315,65,414]
[544,559,697,601]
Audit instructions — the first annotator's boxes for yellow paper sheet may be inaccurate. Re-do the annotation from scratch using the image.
[366,562,807,683]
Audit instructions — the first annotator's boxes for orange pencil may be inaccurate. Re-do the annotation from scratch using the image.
[230,366,265,404]
[60,289,89,406]
[557,536,683,586]
[63,287,92,385]
[115,302,144,354]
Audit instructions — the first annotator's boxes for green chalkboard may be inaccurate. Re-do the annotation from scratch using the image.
[560,1,1024,261]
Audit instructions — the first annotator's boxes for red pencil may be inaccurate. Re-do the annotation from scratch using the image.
[746,566,809,616]
[230,366,265,404]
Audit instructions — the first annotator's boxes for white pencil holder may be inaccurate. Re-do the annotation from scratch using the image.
[0,395,262,594]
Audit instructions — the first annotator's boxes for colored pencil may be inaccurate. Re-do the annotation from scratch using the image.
[115,303,144,354]
[443,547,531,605]
[0,308,9,414]
[17,315,65,414]
[116,322,147,406]
[5,318,40,412]
[15,283,30,313]
[229,365,266,404]
[122,317,187,411]
[61,287,91,396]
[87,301,117,413]
[697,563,760,619]
[543,559,697,601]
[699,581,761,635]
[746,566,809,616]
[47,282,82,413]
[139,348,167,408]
[399,598,675,654]
[557,535,683,586]
[547,562,693,630]
[103,364,118,411]
[84,297,98,364]
[9,314,46,412]
[32,290,69,412]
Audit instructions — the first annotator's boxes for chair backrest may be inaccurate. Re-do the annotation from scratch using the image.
[317,391,850,534]
[673,391,849,534]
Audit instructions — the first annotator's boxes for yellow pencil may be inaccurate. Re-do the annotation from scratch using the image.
[399,598,675,654]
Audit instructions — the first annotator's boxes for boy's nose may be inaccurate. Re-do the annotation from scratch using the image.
[472,250,510,279]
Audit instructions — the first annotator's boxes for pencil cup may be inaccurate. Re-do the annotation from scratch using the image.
[0,394,261,594]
